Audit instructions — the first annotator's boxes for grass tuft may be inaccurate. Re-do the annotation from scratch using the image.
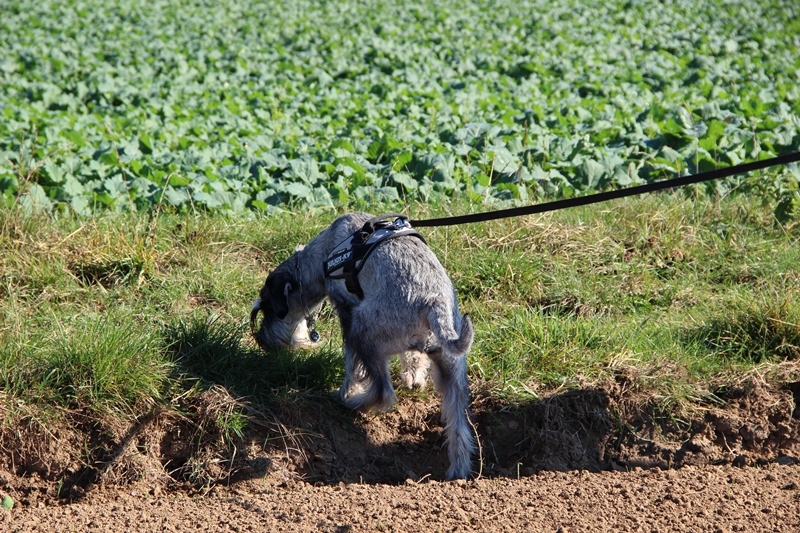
[32,316,170,416]
[690,297,800,364]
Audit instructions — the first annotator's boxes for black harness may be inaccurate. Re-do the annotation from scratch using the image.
[323,214,426,298]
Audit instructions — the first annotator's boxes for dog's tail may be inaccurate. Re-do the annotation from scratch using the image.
[429,309,475,480]
[451,314,474,355]
[436,312,474,357]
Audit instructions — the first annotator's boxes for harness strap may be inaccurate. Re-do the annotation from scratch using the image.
[323,214,426,298]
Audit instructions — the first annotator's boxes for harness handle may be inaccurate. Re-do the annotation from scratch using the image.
[354,213,410,243]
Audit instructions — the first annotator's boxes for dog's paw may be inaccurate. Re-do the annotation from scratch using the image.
[399,370,427,390]
[399,350,430,390]
[342,387,397,413]
[340,380,368,402]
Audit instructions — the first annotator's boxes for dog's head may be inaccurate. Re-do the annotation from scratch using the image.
[251,248,320,351]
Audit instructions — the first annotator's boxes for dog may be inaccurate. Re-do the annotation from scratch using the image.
[250,212,475,480]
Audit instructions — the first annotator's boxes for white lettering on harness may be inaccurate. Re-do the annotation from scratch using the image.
[327,250,352,269]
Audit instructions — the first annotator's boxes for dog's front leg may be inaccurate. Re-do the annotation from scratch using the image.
[334,302,368,402]
[335,305,398,411]
[341,341,369,400]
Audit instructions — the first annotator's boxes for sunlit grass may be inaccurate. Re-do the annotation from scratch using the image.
[0,194,798,424]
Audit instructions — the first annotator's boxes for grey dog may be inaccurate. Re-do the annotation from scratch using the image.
[250,212,475,480]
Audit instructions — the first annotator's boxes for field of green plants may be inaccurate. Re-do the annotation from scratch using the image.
[1,0,800,486]
[2,0,799,217]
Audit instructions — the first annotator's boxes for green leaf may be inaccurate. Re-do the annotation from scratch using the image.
[661,117,686,139]
[66,192,89,215]
[367,140,384,161]
[331,139,355,154]
[63,130,86,148]
[285,182,312,197]
[104,175,129,197]
[389,171,417,190]
[165,175,190,187]
[139,134,153,154]
[285,159,322,185]
[474,172,491,188]
[1,494,13,511]
[130,160,144,175]
[20,183,53,214]
[391,151,413,171]
[578,159,605,189]
[43,162,65,184]
[490,146,519,175]
[99,151,120,166]
[92,191,115,207]
[164,187,189,206]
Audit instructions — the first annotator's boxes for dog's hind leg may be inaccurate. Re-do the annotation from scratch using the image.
[429,348,475,480]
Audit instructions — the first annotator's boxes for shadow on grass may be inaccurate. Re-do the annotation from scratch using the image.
[163,316,344,397]
[154,316,358,485]
[12,312,800,496]
[154,315,800,486]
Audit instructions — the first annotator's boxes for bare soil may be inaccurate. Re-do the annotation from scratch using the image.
[2,376,800,531]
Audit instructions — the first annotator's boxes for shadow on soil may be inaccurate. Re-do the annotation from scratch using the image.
[253,387,615,485]
[275,375,800,485]
[144,375,800,487]
[159,319,619,484]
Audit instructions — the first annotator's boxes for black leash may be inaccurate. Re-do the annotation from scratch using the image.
[410,151,800,228]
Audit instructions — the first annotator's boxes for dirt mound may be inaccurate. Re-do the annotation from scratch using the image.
[3,378,800,531]
[2,377,799,501]
[611,379,800,470]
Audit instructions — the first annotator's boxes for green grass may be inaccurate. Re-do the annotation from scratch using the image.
[1,194,798,427]
[164,316,344,394]
[34,316,169,414]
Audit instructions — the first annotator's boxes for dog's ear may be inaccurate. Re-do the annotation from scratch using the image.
[266,271,295,320]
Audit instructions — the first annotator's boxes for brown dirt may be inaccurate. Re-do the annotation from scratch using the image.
[2,377,800,531]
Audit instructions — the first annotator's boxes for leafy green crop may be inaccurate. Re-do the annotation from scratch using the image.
[1,0,799,217]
